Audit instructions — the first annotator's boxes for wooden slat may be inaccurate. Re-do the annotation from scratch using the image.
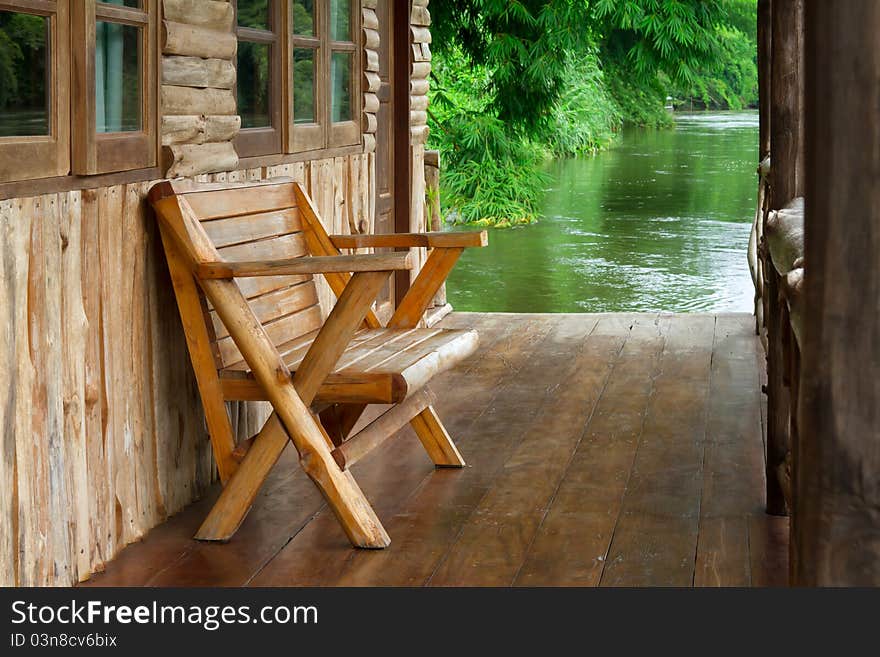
[367,330,468,373]
[278,329,378,372]
[217,232,308,263]
[209,281,319,340]
[234,274,313,301]
[202,208,303,248]
[180,183,297,221]
[214,305,323,368]
[330,231,488,250]
[200,251,412,279]
[352,329,444,372]
[228,329,400,375]
[331,329,421,371]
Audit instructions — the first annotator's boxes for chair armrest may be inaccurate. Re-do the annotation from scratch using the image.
[197,252,413,279]
[330,231,488,250]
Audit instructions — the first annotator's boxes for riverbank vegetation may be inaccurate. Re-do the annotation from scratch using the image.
[429,0,759,226]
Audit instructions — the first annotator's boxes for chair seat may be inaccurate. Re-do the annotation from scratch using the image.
[219,328,479,404]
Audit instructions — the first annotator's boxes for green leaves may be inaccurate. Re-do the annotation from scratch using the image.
[593,0,724,86]
[427,0,759,226]
[431,0,593,130]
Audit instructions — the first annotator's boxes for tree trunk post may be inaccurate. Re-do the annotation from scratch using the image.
[758,0,772,160]
[764,0,804,518]
[795,0,880,586]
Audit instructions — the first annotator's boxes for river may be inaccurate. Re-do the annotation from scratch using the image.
[445,111,759,313]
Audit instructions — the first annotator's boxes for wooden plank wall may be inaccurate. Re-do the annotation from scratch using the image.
[0,152,374,586]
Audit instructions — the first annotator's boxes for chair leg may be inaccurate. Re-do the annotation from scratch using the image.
[195,413,289,541]
[301,419,390,548]
[410,405,466,468]
[196,412,391,548]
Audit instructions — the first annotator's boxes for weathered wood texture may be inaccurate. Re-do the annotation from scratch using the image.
[0,152,378,585]
[763,0,804,517]
[81,313,777,587]
[795,0,880,586]
[362,2,379,152]
[424,150,446,309]
[757,0,772,158]
[409,1,431,146]
[160,0,241,176]
[0,186,214,586]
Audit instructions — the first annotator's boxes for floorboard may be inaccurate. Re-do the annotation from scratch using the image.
[82,312,783,588]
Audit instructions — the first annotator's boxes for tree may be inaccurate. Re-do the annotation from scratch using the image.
[431,0,594,131]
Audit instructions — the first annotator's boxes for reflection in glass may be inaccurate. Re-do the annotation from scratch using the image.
[238,42,271,128]
[330,52,352,122]
[96,21,141,133]
[292,0,315,36]
[293,48,316,124]
[237,0,269,30]
[330,0,351,41]
[0,11,49,137]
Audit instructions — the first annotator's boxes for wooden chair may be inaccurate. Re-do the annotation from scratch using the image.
[148,178,487,547]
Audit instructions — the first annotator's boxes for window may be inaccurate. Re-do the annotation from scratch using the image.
[0,1,70,183]
[0,0,156,184]
[290,0,361,153]
[234,0,282,157]
[72,0,157,175]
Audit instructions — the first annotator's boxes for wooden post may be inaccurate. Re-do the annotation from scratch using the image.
[764,0,803,517]
[757,0,772,159]
[795,0,880,586]
[424,149,446,307]
[754,0,772,334]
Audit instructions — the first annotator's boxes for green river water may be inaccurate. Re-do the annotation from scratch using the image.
[445,111,759,313]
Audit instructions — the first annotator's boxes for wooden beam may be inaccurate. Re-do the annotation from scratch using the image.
[795,0,880,586]
[393,0,413,306]
[758,0,772,159]
[764,0,804,517]
[330,231,488,250]
[196,252,414,279]
[331,388,435,470]
[770,0,805,204]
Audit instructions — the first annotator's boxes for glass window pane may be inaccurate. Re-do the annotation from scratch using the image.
[237,0,269,30]
[293,47,316,124]
[237,42,271,128]
[292,0,315,36]
[330,0,351,41]
[0,11,49,137]
[98,1,141,7]
[96,21,141,133]
[330,51,352,123]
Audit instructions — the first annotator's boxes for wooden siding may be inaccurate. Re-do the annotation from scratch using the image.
[0,152,375,585]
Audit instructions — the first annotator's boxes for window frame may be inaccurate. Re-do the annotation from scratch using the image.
[0,0,70,183]
[326,0,360,148]
[71,0,157,176]
[287,0,362,155]
[233,0,283,158]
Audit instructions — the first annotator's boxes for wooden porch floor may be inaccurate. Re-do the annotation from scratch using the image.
[83,312,788,587]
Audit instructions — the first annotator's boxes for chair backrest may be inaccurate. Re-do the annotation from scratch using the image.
[149,179,327,371]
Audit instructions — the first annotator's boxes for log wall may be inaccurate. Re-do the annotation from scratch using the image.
[0,153,375,586]
[0,0,428,586]
[160,0,241,178]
